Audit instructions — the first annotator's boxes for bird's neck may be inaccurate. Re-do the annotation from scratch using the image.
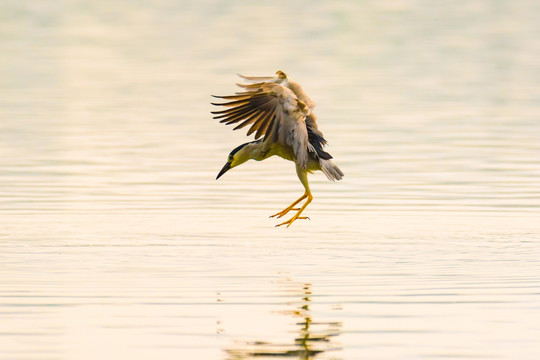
[240,140,294,163]
[243,140,268,161]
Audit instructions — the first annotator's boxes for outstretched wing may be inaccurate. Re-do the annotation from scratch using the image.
[237,74,277,82]
[212,81,313,168]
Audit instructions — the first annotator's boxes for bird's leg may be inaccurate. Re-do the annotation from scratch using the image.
[275,165,313,227]
[276,193,313,228]
[270,192,308,219]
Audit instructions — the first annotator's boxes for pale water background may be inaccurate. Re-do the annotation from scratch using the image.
[1,0,540,359]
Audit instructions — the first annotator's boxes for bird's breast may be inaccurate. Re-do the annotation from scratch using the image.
[266,143,295,162]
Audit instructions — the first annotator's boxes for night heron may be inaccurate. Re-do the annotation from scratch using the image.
[213,71,344,227]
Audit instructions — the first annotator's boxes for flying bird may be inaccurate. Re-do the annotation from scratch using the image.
[213,71,344,227]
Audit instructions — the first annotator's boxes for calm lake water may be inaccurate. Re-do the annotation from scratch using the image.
[1,1,540,359]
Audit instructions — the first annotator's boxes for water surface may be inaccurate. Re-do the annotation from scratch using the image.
[1,1,540,359]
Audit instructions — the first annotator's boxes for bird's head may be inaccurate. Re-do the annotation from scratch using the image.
[275,70,288,82]
[216,141,258,180]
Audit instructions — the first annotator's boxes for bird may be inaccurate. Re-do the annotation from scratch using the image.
[213,70,344,227]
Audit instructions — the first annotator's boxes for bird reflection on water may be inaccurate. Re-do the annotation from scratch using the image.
[225,283,342,360]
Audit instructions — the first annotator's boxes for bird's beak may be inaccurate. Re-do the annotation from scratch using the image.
[216,162,232,180]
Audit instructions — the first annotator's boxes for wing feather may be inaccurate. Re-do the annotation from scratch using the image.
[212,92,253,100]
[233,111,266,130]
[211,103,253,115]
[214,106,255,120]
[255,112,274,139]
[247,109,274,137]
[237,74,276,82]
[211,98,252,107]
[221,108,260,124]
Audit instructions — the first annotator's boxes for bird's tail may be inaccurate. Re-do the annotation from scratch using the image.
[320,159,344,181]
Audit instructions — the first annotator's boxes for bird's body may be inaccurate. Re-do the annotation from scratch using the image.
[213,71,343,227]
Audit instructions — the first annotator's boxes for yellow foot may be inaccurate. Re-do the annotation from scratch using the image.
[275,216,310,228]
[269,193,308,219]
[270,208,300,219]
[272,192,313,228]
